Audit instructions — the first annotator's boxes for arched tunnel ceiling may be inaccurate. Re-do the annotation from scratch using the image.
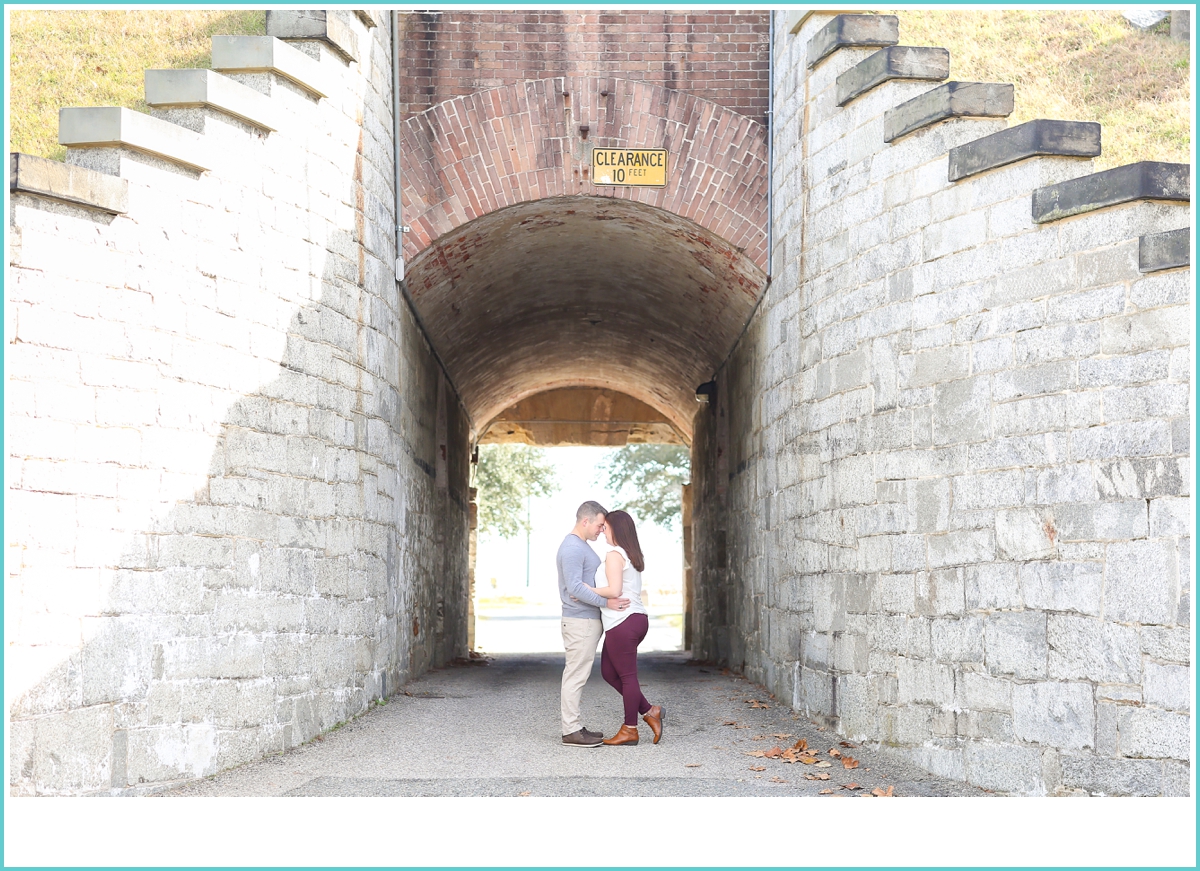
[405,196,767,438]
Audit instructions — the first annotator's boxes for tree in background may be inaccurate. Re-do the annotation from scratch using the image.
[598,444,690,530]
[474,444,558,539]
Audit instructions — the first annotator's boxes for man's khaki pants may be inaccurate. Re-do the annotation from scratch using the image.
[560,617,603,735]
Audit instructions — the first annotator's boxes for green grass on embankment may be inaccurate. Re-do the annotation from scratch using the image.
[887,8,1191,170]
[9,10,265,162]
[7,9,1190,171]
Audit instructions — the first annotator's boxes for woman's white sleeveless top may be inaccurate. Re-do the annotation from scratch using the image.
[597,545,648,632]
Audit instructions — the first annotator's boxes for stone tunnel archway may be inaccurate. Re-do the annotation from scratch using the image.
[405,196,765,438]
[398,77,770,437]
[401,79,770,658]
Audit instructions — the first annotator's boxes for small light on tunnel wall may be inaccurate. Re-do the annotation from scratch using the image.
[695,380,716,404]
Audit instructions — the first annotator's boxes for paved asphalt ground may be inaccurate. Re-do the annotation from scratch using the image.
[161,651,989,798]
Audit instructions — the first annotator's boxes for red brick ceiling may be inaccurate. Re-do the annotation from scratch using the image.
[405,196,766,438]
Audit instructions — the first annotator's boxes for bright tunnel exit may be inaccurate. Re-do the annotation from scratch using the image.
[471,444,689,654]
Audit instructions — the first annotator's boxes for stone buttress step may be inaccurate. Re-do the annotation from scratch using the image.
[211,35,332,99]
[266,10,359,64]
[1139,227,1190,273]
[807,14,898,68]
[1032,160,1190,223]
[883,81,1014,142]
[836,45,949,107]
[58,106,213,173]
[948,119,1101,182]
[145,68,283,132]
[10,152,129,214]
[787,9,861,34]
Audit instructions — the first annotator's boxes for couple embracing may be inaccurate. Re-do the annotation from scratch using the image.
[557,501,665,748]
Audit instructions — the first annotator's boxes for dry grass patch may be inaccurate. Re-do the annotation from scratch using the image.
[887,9,1191,169]
[9,9,265,161]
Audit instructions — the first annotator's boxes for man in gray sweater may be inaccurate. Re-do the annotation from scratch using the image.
[558,500,630,747]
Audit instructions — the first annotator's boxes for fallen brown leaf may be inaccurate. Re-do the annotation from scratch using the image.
[828,747,841,757]
[769,776,787,784]
[764,746,783,758]
[684,763,702,768]
[771,733,793,739]
[792,738,808,752]
[819,788,833,794]
[872,786,895,798]
[745,750,768,758]
[842,782,861,791]
[734,724,752,730]
[817,726,826,732]
[749,765,766,772]
[518,791,531,796]
[804,772,831,781]
[799,756,817,765]
[840,741,856,748]
[815,761,832,768]
[842,755,860,770]
[721,720,738,726]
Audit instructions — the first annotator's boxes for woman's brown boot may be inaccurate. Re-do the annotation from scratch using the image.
[643,705,665,744]
[602,724,640,746]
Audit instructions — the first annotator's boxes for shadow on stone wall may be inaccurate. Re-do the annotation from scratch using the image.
[9,194,471,794]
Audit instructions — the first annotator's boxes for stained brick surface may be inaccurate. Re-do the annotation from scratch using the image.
[396,10,770,124]
[400,76,768,269]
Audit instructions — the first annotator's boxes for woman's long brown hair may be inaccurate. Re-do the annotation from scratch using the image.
[604,510,645,572]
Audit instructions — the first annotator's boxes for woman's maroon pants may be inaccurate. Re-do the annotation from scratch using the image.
[601,613,651,726]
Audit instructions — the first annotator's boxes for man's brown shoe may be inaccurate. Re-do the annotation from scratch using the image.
[643,705,665,744]
[562,729,603,747]
[582,727,604,740]
[602,724,640,746]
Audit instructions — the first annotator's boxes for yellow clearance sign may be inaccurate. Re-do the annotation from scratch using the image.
[591,148,668,187]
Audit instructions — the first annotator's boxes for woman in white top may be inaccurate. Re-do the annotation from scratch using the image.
[590,510,665,746]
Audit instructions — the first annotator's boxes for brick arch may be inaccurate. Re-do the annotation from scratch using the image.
[400,77,769,271]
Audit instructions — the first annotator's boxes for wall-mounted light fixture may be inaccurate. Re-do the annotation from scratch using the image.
[695,380,716,404]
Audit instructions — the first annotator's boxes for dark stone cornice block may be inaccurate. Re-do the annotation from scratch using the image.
[808,14,899,68]
[836,46,950,107]
[884,81,1014,143]
[1139,227,1190,272]
[1033,161,1190,223]
[949,119,1101,182]
[10,152,129,215]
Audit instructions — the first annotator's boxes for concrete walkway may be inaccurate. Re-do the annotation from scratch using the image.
[161,652,989,797]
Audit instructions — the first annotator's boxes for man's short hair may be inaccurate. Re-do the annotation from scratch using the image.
[576,500,607,522]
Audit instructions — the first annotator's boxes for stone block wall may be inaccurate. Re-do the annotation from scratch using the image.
[692,11,1191,795]
[7,16,471,795]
